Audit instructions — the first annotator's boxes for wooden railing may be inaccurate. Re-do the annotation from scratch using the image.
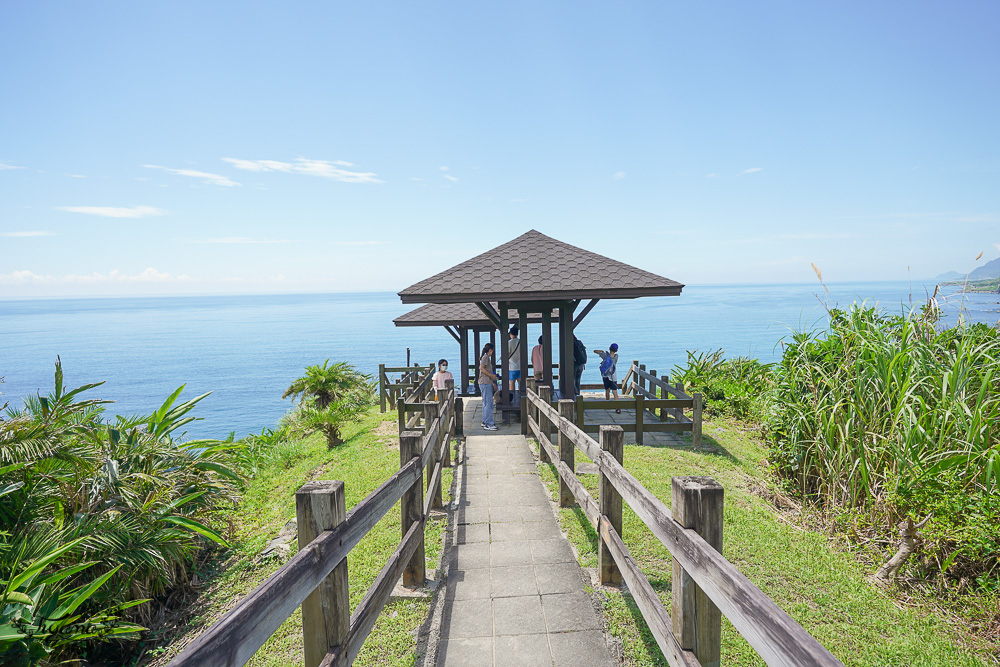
[524,386,843,667]
[169,382,460,667]
[378,363,434,412]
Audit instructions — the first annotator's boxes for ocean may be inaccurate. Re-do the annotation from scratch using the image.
[2,282,997,440]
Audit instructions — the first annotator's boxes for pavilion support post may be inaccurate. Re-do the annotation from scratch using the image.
[558,303,575,400]
[542,310,553,389]
[499,302,509,407]
[518,307,529,406]
[473,330,482,396]
[459,326,469,396]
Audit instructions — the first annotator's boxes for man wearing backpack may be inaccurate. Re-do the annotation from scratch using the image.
[573,336,588,396]
[594,343,621,411]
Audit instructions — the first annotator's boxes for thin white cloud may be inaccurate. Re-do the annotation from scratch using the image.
[993,242,1000,253]
[706,173,720,178]
[443,174,459,182]
[612,171,627,180]
[331,241,391,246]
[0,162,25,170]
[439,166,449,171]
[739,167,763,174]
[55,205,166,218]
[144,164,241,187]
[0,268,190,285]
[68,174,86,178]
[222,157,380,184]
[409,177,425,181]
[188,237,291,244]
[774,232,852,240]
[1,231,55,237]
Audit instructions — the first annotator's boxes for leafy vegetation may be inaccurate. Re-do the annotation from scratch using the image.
[283,360,376,447]
[671,305,1000,649]
[0,358,247,665]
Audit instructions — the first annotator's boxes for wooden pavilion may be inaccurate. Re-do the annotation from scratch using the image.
[393,302,558,395]
[398,230,684,409]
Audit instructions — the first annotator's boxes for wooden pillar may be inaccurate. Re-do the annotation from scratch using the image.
[296,481,349,667]
[639,363,646,395]
[473,329,482,396]
[459,327,469,396]
[650,370,662,421]
[442,381,454,467]
[379,364,387,413]
[671,476,724,667]
[499,303,509,406]
[598,425,624,585]
[558,303,574,400]
[542,310,553,388]
[635,393,644,446]
[518,307,529,399]
[424,401,442,510]
[400,431,426,587]
[557,399,575,507]
[693,393,703,448]
[538,385,552,463]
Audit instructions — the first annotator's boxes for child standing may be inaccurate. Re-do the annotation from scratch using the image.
[593,343,621,412]
[432,358,453,401]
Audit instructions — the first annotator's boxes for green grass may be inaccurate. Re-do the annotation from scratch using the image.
[532,420,993,667]
[148,408,453,667]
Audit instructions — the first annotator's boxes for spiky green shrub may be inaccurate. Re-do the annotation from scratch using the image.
[0,359,248,664]
[671,349,776,422]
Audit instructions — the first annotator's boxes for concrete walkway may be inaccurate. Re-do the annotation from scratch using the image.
[437,433,613,667]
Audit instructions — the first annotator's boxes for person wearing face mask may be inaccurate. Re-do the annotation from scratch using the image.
[432,358,453,401]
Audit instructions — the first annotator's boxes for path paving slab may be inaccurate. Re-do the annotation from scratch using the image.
[434,432,613,666]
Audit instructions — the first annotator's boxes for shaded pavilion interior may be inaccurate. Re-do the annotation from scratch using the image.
[394,302,558,395]
[397,229,684,407]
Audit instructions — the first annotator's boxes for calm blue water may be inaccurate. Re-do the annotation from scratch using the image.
[2,283,997,439]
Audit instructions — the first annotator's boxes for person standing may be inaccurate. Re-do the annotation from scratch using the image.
[573,336,588,395]
[507,325,522,401]
[432,358,453,401]
[594,343,621,412]
[531,335,544,385]
[478,343,498,431]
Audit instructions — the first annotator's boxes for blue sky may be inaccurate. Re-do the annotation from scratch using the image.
[1,1,998,297]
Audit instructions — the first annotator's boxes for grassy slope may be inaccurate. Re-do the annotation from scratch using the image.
[149,409,452,666]
[534,419,991,667]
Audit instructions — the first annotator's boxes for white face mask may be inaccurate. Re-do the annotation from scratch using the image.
[440,365,448,371]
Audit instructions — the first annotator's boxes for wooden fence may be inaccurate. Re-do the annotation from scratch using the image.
[169,382,460,667]
[524,385,843,667]
[378,363,434,412]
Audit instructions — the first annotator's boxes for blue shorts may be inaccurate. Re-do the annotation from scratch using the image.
[509,370,521,381]
[603,377,618,391]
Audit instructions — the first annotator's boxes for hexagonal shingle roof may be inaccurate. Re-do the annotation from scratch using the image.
[393,302,556,327]
[398,230,683,304]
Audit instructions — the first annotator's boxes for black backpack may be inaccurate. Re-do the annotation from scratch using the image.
[573,339,588,366]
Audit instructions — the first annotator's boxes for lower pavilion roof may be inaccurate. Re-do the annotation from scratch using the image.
[394,302,556,328]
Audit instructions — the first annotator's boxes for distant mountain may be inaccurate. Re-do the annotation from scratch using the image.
[969,257,1000,280]
[936,256,1000,282]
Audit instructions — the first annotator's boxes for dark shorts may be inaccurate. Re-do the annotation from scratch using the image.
[603,377,618,391]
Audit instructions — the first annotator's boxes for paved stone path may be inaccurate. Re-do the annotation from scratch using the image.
[437,433,614,667]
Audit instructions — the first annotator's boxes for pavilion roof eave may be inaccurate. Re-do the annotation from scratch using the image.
[398,285,683,305]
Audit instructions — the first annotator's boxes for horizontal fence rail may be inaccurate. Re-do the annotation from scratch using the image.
[171,380,459,667]
[525,386,843,667]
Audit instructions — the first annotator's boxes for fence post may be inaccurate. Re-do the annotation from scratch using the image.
[638,363,646,395]
[424,401,443,510]
[693,393,703,448]
[557,399,575,507]
[671,476,723,667]
[520,393,529,436]
[598,425,624,585]
[455,395,464,437]
[400,431,426,587]
[538,385,552,463]
[650,370,661,421]
[379,364,387,413]
[296,481,349,667]
[442,381,454,467]
[575,395,584,428]
[635,393,644,446]
[631,359,639,394]
[406,347,411,366]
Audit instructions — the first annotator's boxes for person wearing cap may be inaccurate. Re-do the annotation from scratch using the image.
[593,343,621,411]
